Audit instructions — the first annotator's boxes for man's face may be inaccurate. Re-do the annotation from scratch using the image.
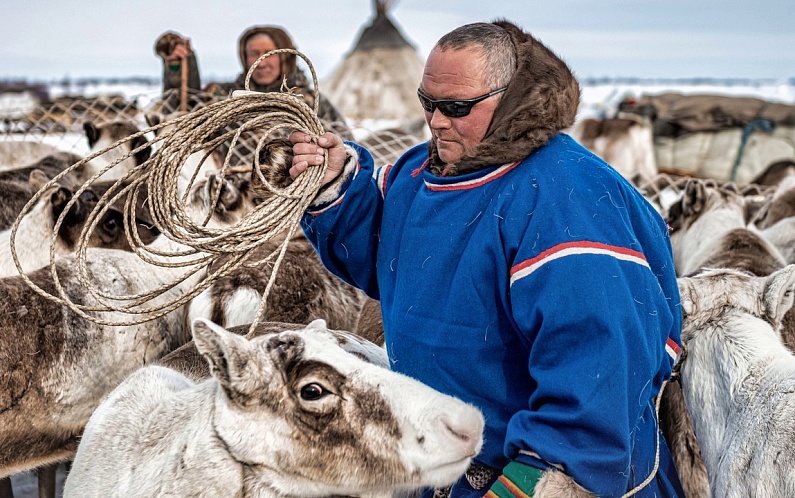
[245,35,280,86]
[420,47,500,165]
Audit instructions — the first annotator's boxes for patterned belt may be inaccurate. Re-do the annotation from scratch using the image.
[433,463,496,498]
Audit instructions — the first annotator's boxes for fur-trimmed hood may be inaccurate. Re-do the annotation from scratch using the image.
[429,20,580,176]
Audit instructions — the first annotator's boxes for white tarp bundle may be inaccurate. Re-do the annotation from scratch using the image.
[654,125,795,184]
[620,92,795,184]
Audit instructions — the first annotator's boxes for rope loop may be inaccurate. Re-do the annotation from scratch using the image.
[10,49,327,333]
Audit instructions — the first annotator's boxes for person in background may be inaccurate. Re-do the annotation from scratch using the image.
[153,25,350,137]
[154,31,202,95]
[285,19,685,498]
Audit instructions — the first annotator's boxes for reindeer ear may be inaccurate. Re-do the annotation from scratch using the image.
[192,318,271,404]
[144,112,162,128]
[49,186,73,216]
[268,332,305,373]
[305,318,329,333]
[131,134,152,166]
[28,169,50,191]
[748,198,769,227]
[677,279,695,318]
[681,179,707,217]
[764,265,795,329]
[723,182,739,193]
[83,121,100,148]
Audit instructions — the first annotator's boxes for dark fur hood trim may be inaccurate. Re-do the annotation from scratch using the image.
[430,20,581,176]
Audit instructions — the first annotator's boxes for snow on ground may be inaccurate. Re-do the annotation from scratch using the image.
[47,80,164,110]
[6,77,795,125]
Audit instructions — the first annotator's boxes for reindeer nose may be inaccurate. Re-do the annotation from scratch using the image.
[439,413,483,454]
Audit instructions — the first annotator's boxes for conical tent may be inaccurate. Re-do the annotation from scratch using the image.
[322,0,425,123]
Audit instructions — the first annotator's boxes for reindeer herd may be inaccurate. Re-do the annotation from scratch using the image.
[0,116,421,498]
[1,109,795,497]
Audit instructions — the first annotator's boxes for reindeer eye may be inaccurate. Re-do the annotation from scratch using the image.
[300,383,327,401]
[104,218,119,231]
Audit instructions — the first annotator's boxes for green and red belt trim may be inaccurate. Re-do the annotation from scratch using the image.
[485,461,543,498]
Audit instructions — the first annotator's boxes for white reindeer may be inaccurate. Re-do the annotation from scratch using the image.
[568,115,657,184]
[662,178,790,498]
[677,265,795,497]
[64,318,485,498]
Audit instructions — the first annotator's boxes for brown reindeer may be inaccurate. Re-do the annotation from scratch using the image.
[0,174,159,277]
[0,153,84,231]
[0,173,259,485]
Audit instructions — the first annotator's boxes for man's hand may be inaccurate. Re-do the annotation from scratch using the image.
[289,131,347,187]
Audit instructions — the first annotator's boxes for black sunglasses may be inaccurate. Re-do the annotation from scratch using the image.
[416,87,508,118]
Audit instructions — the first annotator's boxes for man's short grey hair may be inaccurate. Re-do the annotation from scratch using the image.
[434,22,517,90]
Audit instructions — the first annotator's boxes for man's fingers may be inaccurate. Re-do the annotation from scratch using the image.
[289,161,308,180]
[289,131,345,187]
[292,153,324,168]
[289,131,312,145]
[293,142,324,156]
[318,132,343,149]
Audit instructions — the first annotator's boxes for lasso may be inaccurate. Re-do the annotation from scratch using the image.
[10,49,327,333]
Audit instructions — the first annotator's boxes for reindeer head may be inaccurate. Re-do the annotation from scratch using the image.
[187,173,257,226]
[83,120,151,180]
[678,265,795,343]
[192,317,484,496]
[49,180,160,251]
[249,137,294,205]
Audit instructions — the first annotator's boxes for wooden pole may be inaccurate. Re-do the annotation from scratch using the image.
[180,40,190,113]
[37,464,57,498]
[0,477,14,498]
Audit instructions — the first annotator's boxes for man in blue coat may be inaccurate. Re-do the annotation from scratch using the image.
[287,19,684,498]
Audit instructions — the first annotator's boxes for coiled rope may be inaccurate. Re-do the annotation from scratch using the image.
[10,49,327,333]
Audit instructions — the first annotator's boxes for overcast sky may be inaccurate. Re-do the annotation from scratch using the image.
[2,0,793,84]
